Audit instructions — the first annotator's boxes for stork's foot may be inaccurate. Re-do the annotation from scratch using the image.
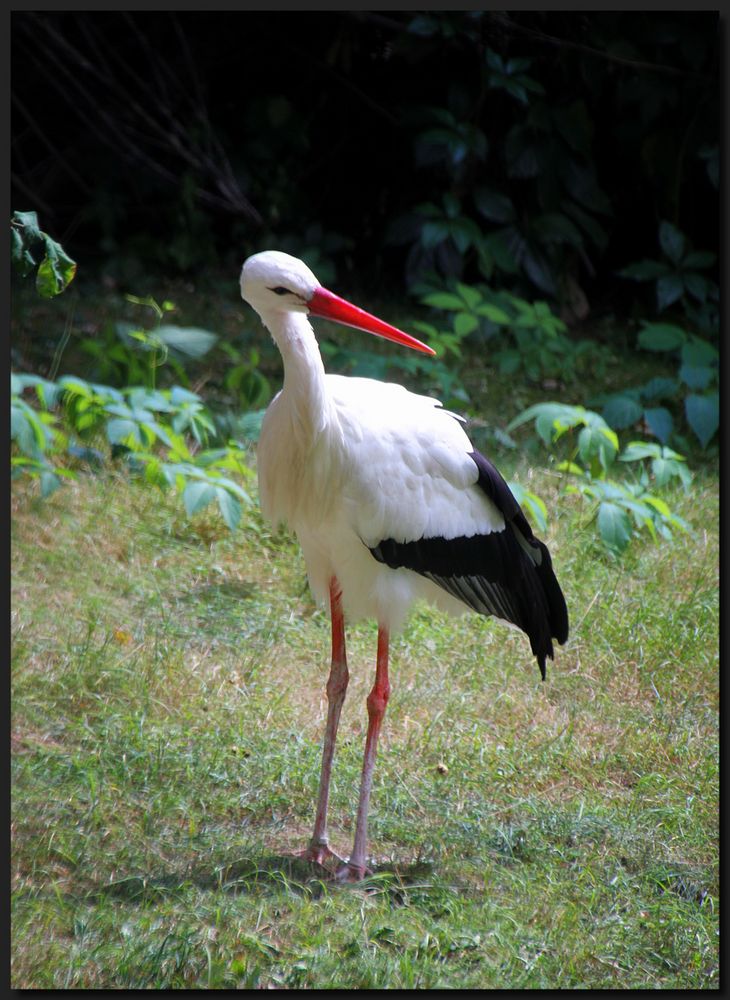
[296,841,346,871]
[334,860,372,883]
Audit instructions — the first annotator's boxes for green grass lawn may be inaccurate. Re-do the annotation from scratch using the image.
[11,443,718,988]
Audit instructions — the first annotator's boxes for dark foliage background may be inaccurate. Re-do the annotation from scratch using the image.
[12,10,719,314]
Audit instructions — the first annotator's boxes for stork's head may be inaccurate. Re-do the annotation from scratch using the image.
[240,250,435,355]
[240,250,318,318]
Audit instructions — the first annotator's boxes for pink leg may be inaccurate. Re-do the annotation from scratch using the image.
[337,624,390,882]
[298,578,349,869]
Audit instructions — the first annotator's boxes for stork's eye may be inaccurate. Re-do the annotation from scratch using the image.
[270,286,290,296]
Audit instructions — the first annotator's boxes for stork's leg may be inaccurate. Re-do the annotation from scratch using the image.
[298,578,349,868]
[337,624,390,882]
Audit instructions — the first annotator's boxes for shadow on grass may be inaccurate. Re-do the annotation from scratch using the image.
[93,854,440,904]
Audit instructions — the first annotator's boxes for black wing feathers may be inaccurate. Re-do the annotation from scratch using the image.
[369,449,569,679]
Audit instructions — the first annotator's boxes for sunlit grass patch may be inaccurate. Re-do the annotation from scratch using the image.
[11,452,718,988]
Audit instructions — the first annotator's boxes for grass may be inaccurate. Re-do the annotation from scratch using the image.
[11,426,718,989]
[10,268,719,988]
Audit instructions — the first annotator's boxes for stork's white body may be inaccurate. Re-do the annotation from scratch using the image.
[259,366,504,632]
[240,250,568,881]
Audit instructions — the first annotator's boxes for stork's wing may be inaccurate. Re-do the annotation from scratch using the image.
[329,376,568,677]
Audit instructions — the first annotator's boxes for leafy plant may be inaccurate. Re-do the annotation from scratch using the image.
[415,281,602,383]
[80,294,219,390]
[11,373,252,528]
[11,211,77,297]
[509,402,691,554]
[595,322,718,450]
[619,220,718,333]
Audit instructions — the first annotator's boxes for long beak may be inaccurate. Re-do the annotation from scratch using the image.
[307,286,435,356]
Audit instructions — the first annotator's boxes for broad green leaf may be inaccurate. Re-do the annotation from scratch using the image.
[658,220,685,264]
[619,442,661,462]
[602,395,643,430]
[650,459,679,488]
[641,494,671,517]
[644,407,674,444]
[681,338,718,367]
[597,502,633,554]
[449,220,473,253]
[157,326,218,359]
[36,243,77,298]
[13,210,43,241]
[685,393,718,448]
[507,481,547,532]
[216,487,242,530]
[683,272,709,303]
[455,283,481,310]
[421,221,450,249]
[454,312,478,337]
[106,418,141,446]
[656,274,684,312]
[422,292,465,311]
[639,376,679,402]
[679,364,715,390]
[183,480,217,517]
[473,187,515,224]
[682,249,716,269]
[556,460,585,475]
[637,323,687,352]
[476,303,511,324]
[578,424,617,469]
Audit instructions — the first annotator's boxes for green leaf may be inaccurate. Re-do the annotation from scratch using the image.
[681,339,718,367]
[421,221,450,249]
[683,272,709,303]
[617,259,668,281]
[682,250,716,270]
[13,210,43,242]
[11,227,36,276]
[685,393,718,448]
[422,292,465,311]
[639,376,679,402]
[36,241,77,298]
[679,364,715,390]
[156,326,218,359]
[637,323,687,352]
[455,283,481,310]
[597,501,633,554]
[507,482,548,532]
[473,187,515,224]
[656,274,684,312]
[183,480,217,517]
[602,395,643,430]
[453,312,478,337]
[578,424,618,470]
[476,302,511,324]
[644,407,673,444]
[658,220,685,264]
[555,460,585,475]
[619,442,661,462]
[216,487,242,530]
[650,458,680,488]
[106,418,141,446]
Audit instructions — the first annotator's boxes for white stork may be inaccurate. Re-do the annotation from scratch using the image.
[240,250,569,882]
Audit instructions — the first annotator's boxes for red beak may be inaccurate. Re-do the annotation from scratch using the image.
[307,287,435,356]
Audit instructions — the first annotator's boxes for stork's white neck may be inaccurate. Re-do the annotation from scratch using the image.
[266,310,333,448]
